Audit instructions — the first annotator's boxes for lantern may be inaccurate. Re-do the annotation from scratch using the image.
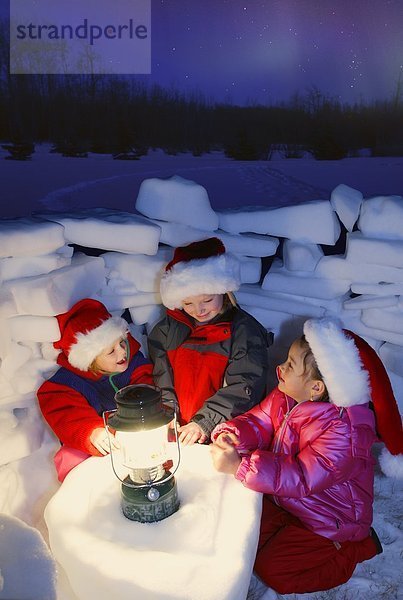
[104,384,180,523]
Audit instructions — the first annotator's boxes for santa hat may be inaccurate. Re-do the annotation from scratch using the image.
[53,298,128,371]
[160,237,241,310]
[304,318,403,478]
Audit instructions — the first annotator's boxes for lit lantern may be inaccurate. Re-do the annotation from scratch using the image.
[104,384,180,523]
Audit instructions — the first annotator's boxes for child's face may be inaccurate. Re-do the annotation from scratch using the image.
[181,294,224,323]
[94,338,128,374]
[277,340,316,403]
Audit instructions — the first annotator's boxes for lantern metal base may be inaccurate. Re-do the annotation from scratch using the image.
[121,473,180,523]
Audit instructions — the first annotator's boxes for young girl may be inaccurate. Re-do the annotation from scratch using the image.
[211,318,403,595]
[148,237,272,446]
[37,298,153,481]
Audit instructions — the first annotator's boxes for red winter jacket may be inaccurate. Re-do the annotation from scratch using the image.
[148,306,272,437]
[37,334,153,455]
[212,387,377,542]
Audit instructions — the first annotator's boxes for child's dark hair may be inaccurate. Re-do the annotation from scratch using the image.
[298,335,329,402]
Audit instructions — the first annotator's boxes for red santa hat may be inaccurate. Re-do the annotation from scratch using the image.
[160,237,241,310]
[304,318,403,478]
[53,298,128,371]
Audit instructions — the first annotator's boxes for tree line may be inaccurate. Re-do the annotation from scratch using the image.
[1,23,402,160]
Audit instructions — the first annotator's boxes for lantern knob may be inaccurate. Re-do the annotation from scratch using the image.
[147,487,160,502]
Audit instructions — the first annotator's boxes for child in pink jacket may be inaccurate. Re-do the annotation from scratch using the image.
[211,318,403,595]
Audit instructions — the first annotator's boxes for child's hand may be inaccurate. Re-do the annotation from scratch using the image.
[177,422,208,446]
[214,431,240,448]
[90,427,120,455]
[210,437,241,475]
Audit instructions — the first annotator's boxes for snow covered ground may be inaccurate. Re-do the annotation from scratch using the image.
[0,148,402,600]
[1,144,402,217]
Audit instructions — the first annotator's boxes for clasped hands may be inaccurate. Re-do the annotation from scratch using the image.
[210,432,242,475]
[175,423,242,477]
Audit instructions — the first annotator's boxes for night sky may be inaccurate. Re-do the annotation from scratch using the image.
[149,0,403,105]
[2,0,403,105]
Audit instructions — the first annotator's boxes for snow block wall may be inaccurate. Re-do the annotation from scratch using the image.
[1,177,403,526]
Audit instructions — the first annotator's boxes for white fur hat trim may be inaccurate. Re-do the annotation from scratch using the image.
[379,446,403,478]
[160,253,241,310]
[303,318,370,407]
[68,317,128,371]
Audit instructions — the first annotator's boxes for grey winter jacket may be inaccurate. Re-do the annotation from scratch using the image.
[148,305,273,437]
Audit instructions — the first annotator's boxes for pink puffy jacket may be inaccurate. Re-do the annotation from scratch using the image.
[212,387,377,542]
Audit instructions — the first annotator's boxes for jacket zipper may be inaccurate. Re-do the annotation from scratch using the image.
[272,395,297,505]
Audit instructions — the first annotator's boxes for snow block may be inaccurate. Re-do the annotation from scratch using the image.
[103,250,171,292]
[103,279,137,295]
[136,175,219,231]
[236,257,261,284]
[346,232,403,268]
[217,200,341,245]
[343,295,398,310]
[0,406,45,466]
[218,231,279,257]
[361,307,403,335]
[358,195,403,240]
[239,304,293,332]
[330,184,363,232]
[262,265,350,299]
[39,208,161,255]
[236,285,325,317]
[379,343,403,378]
[152,220,279,257]
[40,342,60,362]
[151,219,212,247]
[6,255,106,316]
[0,252,71,282]
[283,240,323,272]
[352,282,403,296]
[8,315,60,342]
[315,255,403,284]
[0,218,65,259]
[13,358,57,395]
[346,317,403,346]
[0,341,32,381]
[128,304,164,327]
[95,290,161,312]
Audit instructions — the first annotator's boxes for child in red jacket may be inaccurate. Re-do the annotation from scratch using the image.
[148,237,272,446]
[37,298,153,481]
[211,318,403,595]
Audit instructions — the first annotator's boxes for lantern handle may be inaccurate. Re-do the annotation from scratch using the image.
[102,409,181,489]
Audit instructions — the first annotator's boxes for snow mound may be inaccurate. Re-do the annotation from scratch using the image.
[136,175,219,231]
[45,445,262,600]
[0,513,57,600]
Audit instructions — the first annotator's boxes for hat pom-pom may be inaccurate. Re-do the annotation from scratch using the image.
[379,446,403,479]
